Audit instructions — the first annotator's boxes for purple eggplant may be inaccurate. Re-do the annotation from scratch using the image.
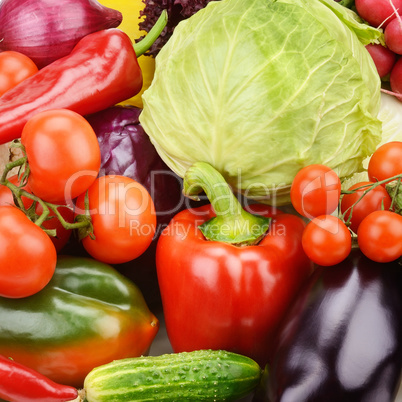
[255,248,402,402]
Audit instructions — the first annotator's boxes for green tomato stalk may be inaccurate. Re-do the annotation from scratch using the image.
[0,140,93,237]
[340,176,402,225]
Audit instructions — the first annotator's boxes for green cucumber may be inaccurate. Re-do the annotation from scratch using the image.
[83,349,262,401]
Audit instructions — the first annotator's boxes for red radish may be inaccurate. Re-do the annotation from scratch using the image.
[385,16,402,54]
[389,57,402,100]
[365,43,396,77]
[355,0,402,28]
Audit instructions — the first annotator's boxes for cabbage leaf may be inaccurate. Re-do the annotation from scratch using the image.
[141,0,383,205]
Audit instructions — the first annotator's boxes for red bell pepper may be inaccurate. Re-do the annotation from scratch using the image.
[0,11,167,145]
[156,162,314,367]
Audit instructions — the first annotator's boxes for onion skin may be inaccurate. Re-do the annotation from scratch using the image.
[0,0,123,68]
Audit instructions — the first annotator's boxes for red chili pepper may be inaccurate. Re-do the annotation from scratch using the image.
[156,162,314,367]
[0,11,167,145]
[0,354,78,402]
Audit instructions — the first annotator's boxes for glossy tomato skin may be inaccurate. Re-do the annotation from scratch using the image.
[340,181,392,234]
[75,175,156,264]
[0,206,56,298]
[357,210,402,263]
[0,51,38,97]
[156,204,313,367]
[290,164,341,219]
[368,141,402,184]
[21,109,101,204]
[256,248,402,402]
[302,215,352,266]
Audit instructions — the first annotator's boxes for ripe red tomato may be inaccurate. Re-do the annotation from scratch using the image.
[302,215,352,266]
[75,175,156,264]
[290,164,341,219]
[0,174,74,252]
[340,181,392,234]
[357,210,402,263]
[0,51,38,97]
[368,141,402,184]
[0,206,57,298]
[21,109,101,204]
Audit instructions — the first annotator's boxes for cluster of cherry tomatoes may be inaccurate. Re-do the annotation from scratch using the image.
[290,141,402,266]
[357,0,402,95]
[0,108,156,299]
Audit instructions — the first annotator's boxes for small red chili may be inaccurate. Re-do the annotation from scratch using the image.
[0,354,78,402]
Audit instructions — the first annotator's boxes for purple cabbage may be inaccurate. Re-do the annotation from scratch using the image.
[85,105,183,231]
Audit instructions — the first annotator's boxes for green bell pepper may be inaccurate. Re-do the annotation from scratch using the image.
[0,255,159,387]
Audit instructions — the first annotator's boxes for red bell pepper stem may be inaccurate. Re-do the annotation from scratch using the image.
[183,161,270,245]
[0,354,79,402]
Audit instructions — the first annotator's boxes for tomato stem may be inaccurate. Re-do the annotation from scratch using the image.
[340,173,402,224]
[183,162,270,246]
[0,142,93,236]
[386,177,402,214]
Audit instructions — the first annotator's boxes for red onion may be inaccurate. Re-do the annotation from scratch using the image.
[0,0,123,68]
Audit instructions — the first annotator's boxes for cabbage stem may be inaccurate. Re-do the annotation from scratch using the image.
[183,162,270,246]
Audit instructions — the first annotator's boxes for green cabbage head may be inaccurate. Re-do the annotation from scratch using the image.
[140,0,383,205]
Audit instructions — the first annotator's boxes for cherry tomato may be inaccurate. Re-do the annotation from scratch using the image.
[0,175,74,252]
[357,210,402,263]
[0,206,57,298]
[0,51,38,97]
[368,141,402,185]
[340,181,392,234]
[21,109,101,204]
[302,215,352,266]
[75,175,156,264]
[290,164,341,219]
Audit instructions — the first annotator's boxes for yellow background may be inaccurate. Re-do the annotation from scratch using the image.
[98,0,155,108]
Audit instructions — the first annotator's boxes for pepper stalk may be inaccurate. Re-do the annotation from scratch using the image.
[183,161,270,246]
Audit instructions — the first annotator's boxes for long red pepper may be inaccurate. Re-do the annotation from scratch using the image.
[0,354,78,402]
[0,11,167,145]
